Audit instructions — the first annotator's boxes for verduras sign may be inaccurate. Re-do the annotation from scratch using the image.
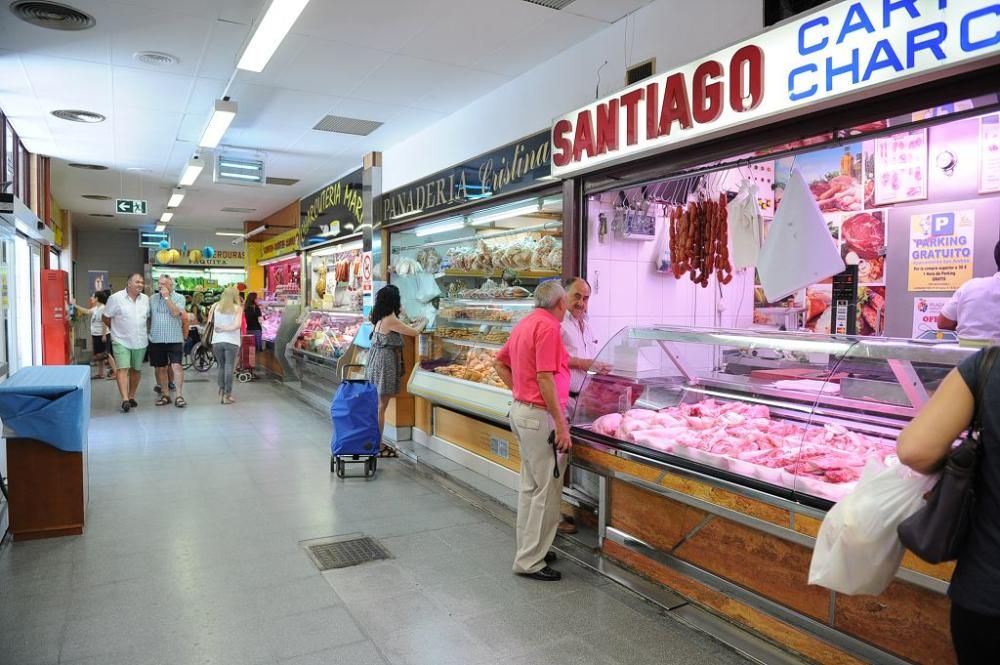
[551,0,1000,177]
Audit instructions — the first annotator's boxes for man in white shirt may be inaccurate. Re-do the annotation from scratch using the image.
[103,273,150,413]
[559,277,610,534]
[938,242,1000,342]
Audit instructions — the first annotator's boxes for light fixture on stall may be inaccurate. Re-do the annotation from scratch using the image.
[215,232,244,237]
[160,212,174,223]
[154,224,167,232]
[179,156,204,186]
[232,224,269,245]
[167,188,185,208]
[198,99,238,148]
[414,217,465,237]
[936,150,958,176]
[237,0,312,72]
[468,199,540,226]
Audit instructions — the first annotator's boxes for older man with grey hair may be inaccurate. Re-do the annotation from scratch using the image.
[494,279,572,581]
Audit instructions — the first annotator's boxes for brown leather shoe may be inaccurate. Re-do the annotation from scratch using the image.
[557,518,577,535]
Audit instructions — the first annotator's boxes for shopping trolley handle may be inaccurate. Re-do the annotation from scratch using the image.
[339,363,365,382]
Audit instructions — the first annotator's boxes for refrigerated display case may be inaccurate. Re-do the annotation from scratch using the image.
[571,325,973,505]
[259,301,286,344]
[285,310,370,408]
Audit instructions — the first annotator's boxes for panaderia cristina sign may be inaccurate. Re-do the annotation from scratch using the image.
[380,129,551,224]
[300,169,364,247]
[551,0,1000,177]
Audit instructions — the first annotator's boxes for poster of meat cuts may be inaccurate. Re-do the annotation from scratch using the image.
[874,129,928,206]
[979,114,1000,194]
[840,211,886,285]
[912,297,951,338]
[908,209,975,291]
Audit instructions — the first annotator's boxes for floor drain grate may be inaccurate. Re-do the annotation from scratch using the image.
[305,537,392,571]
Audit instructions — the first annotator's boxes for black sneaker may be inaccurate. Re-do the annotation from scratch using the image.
[121,400,130,413]
[519,566,561,582]
[129,399,138,408]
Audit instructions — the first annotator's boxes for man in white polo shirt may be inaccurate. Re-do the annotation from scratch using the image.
[938,241,1000,342]
[103,273,150,413]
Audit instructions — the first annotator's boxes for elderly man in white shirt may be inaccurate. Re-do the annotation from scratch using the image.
[938,241,1000,342]
[559,277,610,534]
[103,273,150,413]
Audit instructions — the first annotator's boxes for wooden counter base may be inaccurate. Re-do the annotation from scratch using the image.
[7,437,87,540]
[579,444,955,665]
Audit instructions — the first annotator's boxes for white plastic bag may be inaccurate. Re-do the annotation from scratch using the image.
[808,460,937,596]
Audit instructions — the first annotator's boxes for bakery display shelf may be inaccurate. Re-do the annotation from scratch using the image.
[443,269,558,280]
[445,318,515,328]
[442,298,535,307]
[436,338,505,351]
[408,368,513,424]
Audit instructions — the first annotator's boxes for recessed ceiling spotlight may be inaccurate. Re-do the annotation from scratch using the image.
[51,109,105,123]
[133,51,178,66]
[82,194,112,200]
[9,1,95,31]
[68,162,108,170]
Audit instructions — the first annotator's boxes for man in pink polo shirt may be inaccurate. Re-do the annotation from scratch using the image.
[494,280,571,582]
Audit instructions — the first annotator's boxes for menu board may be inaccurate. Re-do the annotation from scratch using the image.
[874,129,928,206]
[979,114,1000,194]
[908,209,975,291]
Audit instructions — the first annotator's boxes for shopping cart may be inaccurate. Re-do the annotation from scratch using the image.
[236,334,256,383]
[330,364,380,478]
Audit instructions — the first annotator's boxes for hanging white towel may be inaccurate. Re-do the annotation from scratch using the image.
[727,180,763,270]
[757,169,845,303]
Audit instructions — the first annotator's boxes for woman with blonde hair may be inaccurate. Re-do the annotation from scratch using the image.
[208,286,243,404]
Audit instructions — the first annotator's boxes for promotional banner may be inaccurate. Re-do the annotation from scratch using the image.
[912,296,951,338]
[908,209,975,291]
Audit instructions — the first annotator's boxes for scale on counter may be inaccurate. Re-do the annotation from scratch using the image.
[830,266,858,336]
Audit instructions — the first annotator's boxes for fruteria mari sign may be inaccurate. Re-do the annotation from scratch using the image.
[551,0,1000,177]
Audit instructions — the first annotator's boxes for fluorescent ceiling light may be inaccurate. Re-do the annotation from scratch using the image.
[199,99,238,149]
[154,224,166,232]
[215,232,244,237]
[414,217,465,237]
[220,171,260,181]
[237,0,311,72]
[469,199,539,226]
[160,212,174,222]
[167,188,185,208]
[179,157,204,186]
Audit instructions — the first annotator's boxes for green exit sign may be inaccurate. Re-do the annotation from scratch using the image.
[116,199,147,215]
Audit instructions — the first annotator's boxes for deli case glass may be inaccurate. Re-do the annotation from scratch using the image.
[571,326,975,507]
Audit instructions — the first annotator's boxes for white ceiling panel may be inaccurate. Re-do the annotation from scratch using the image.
[22,56,113,109]
[223,125,309,153]
[227,83,341,132]
[413,69,510,114]
[565,0,654,23]
[243,33,393,97]
[0,0,113,65]
[474,11,603,78]
[111,67,195,113]
[195,18,251,80]
[106,5,216,77]
[287,129,360,159]
[292,0,444,49]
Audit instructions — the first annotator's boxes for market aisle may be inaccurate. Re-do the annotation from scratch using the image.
[0,374,753,665]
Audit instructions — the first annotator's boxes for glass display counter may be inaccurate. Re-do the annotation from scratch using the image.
[571,325,974,506]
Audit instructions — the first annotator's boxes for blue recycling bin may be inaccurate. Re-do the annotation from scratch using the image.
[0,365,90,540]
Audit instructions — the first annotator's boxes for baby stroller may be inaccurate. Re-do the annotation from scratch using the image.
[184,340,215,372]
[330,364,380,478]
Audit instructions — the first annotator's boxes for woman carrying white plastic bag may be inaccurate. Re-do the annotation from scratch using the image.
[808,459,936,596]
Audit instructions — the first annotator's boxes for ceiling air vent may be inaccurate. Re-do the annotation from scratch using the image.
[266,177,299,186]
[133,51,178,67]
[220,207,257,213]
[626,58,655,86]
[90,213,114,218]
[313,115,383,137]
[82,194,111,200]
[9,1,95,30]
[68,163,108,170]
[52,109,105,123]
[521,0,577,9]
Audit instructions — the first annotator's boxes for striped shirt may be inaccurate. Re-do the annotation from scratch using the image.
[149,291,186,343]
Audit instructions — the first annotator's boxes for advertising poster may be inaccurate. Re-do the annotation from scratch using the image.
[857,286,886,336]
[874,129,928,205]
[912,297,951,338]
[840,210,887,286]
[87,270,109,294]
[979,114,1000,194]
[792,143,863,213]
[908,209,975,291]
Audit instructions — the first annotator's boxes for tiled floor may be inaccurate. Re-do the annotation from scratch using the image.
[0,373,752,665]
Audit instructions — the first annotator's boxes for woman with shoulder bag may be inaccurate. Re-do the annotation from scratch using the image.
[897,347,1000,664]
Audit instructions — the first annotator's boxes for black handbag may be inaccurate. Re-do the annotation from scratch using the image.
[897,347,999,564]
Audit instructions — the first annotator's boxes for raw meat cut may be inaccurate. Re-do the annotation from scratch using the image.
[841,212,885,259]
[587,398,889,500]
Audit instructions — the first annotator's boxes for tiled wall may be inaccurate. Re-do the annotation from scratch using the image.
[583,194,754,372]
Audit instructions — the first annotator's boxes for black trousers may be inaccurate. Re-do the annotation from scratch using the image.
[952,602,1000,664]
